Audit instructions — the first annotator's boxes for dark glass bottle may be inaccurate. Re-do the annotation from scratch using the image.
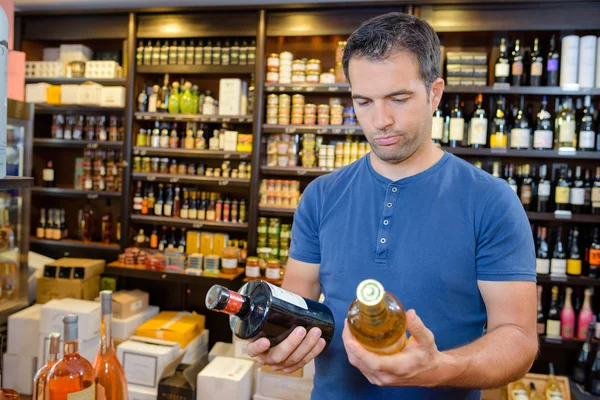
[573,321,595,384]
[593,167,600,215]
[537,285,545,335]
[494,38,510,84]
[449,94,465,148]
[546,286,561,337]
[588,337,600,394]
[511,39,523,87]
[567,227,582,276]
[571,166,585,214]
[536,226,550,275]
[206,280,335,347]
[546,35,560,87]
[520,165,533,211]
[589,227,600,279]
[530,38,543,86]
[554,168,571,211]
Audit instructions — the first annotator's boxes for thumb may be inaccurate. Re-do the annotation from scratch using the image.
[405,309,435,347]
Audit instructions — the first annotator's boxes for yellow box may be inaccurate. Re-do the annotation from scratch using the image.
[135,311,205,349]
[237,134,253,152]
[46,85,61,105]
[200,233,214,255]
[212,234,229,257]
[186,231,201,254]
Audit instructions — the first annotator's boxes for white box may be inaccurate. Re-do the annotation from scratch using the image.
[100,86,126,108]
[141,305,160,323]
[43,48,61,62]
[85,61,121,79]
[233,336,256,360]
[256,367,313,400]
[117,336,180,390]
[253,395,280,400]
[78,83,103,105]
[7,304,42,357]
[181,329,209,365]
[208,342,234,361]
[60,44,93,63]
[60,84,80,105]
[3,354,37,395]
[196,357,254,400]
[218,78,242,116]
[25,83,49,103]
[128,385,157,400]
[224,130,239,152]
[40,298,101,340]
[303,360,315,380]
[113,305,159,342]
[37,333,100,371]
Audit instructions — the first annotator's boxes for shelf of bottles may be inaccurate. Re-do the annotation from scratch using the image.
[32,187,122,199]
[29,237,120,251]
[135,112,253,124]
[262,124,363,136]
[34,138,125,149]
[25,77,127,86]
[35,104,125,114]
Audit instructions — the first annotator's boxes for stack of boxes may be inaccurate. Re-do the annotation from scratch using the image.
[36,258,105,304]
[445,51,489,86]
[25,82,126,107]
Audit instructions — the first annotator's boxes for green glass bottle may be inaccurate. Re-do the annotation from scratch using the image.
[168,82,181,114]
[191,85,200,115]
[180,82,194,114]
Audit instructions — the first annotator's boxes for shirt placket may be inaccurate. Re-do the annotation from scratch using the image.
[375,184,399,263]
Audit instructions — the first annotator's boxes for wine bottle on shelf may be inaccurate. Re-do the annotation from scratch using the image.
[158,226,168,251]
[43,161,55,187]
[584,168,593,214]
[93,291,128,400]
[545,363,564,399]
[530,38,543,86]
[45,209,54,240]
[164,185,173,217]
[579,96,595,151]
[37,208,46,239]
[133,181,143,215]
[494,38,510,84]
[33,332,61,400]
[537,285,545,335]
[546,286,561,338]
[150,226,158,250]
[82,200,94,243]
[52,210,61,241]
[578,288,595,340]
[554,169,571,212]
[589,227,600,279]
[101,200,112,245]
[510,379,528,400]
[533,96,553,150]
[431,107,444,146]
[178,228,187,253]
[469,94,487,148]
[520,165,534,210]
[592,168,600,215]
[567,227,582,276]
[46,314,96,399]
[546,35,560,86]
[588,340,600,395]
[550,228,567,277]
[206,280,335,348]
[154,183,164,216]
[506,164,518,194]
[556,97,576,149]
[510,96,530,149]
[449,94,465,148]
[573,320,595,385]
[511,39,523,86]
[571,166,585,214]
[490,97,507,149]
[560,287,575,339]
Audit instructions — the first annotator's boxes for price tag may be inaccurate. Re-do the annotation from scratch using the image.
[266,86,275,92]
[224,154,231,159]
[297,169,307,176]
[331,129,342,134]
[490,148,508,154]
[209,117,218,122]
[218,180,229,186]
[347,129,357,135]
[88,143,98,149]
[292,86,301,92]
[156,115,164,121]
[239,153,249,159]
[139,150,146,156]
[142,115,150,120]
[193,223,203,229]
[146,175,156,182]
[278,86,286,92]
[169,177,179,183]
[86,194,98,199]
[328,86,339,92]
[554,210,572,220]
[305,87,315,92]
[550,274,568,282]
[558,147,577,156]
[317,128,328,134]
[222,118,231,122]
[285,127,297,133]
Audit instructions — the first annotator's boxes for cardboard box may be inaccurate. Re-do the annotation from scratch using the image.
[181,329,209,365]
[37,274,101,303]
[196,357,254,400]
[25,83,49,103]
[60,84,80,105]
[256,366,313,400]
[113,305,159,341]
[7,304,42,357]
[136,312,205,349]
[158,356,210,400]
[233,336,255,361]
[40,298,101,340]
[224,130,239,152]
[78,83,102,105]
[128,385,157,400]
[112,290,149,319]
[47,85,62,105]
[237,134,253,153]
[208,342,234,361]
[43,258,105,280]
[100,86,126,108]
[218,78,242,116]
[253,395,280,400]
[37,332,99,371]
[2,354,37,395]
[117,336,181,390]
[60,44,93,63]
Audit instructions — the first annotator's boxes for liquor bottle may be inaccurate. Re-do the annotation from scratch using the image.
[150,226,158,249]
[546,36,560,86]
[537,285,545,335]
[141,184,149,215]
[93,291,128,400]
[159,40,169,65]
[82,200,94,243]
[160,74,170,113]
[136,41,144,65]
[43,161,55,187]
[593,168,600,215]
[52,210,61,241]
[147,185,156,213]
[101,200,112,245]
[189,191,198,219]
[579,96,595,151]
[533,96,553,150]
[560,287,575,339]
[154,183,164,216]
[573,321,595,384]
[151,40,160,66]
[510,379,529,400]
[177,40,186,65]
[571,166,585,214]
[222,40,231,66]
[212,40,222,65]
[204,40,213,65]
[163,185,173,217]
[33,332,61,400]
[135,229,148,248]
[137,87,148,113]
[231,40,240,65]
[449,95,464,147]
[142,40,153,65]
[185,40,195,65]
[206,280,335,347]
[578,288,594,340]
[550,228,567,277]
[545,363,564,399]
[584,168,593,214]
[206,193,216,221]
[37,208,46,239]
[173,186,181,218]
[520,165,533,210]
[495,38,510,84]
[178,228,187,253]
[590,227,600,279]
[169,123,179,148]
[240,40,249,65]
[158,226,168,251]
[169,40,178,65]
[132,181,143,214]
[431,107,444,146]
[45,209,54,240]
[169,227,178,250]
[536,227,550,274]
[554,169,570,211]
[511,39,523,86]
[46,314,96,399]
[490,97,507,148]
[529,382,544,400]
[180,188,190,219]
[168,82,180,114]
[469,94,487,148]
[511,96,531,150]
[530,38,543,86]
[546,286,561,338]
[535,165,550,212]
[556,97,576,149]
[198,192,207,220]
[567,227,582,276]
[506,164,518,194]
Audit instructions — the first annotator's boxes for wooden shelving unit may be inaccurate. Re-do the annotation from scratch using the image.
[135,112,253,123]
[132,147,252,160]
[130,214,248,232]
[33,138,124,149]
[32,187,122,199]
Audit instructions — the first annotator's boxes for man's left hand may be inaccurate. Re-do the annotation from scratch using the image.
[342,309,450,387]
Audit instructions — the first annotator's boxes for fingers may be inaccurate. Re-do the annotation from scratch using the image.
[281,337,327,374]
[342,319,387,373]
[246,338,271,358]
[277,327,323,369]
[256,326,307,366]
[405,310,435,347]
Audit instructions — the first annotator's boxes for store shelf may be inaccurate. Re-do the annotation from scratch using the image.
[132,172,250,187]
[536,274,600,287]
[444,86,600,96]
[105,263,245,284]
[137,65,255,74]
[132,147,252,160]
[262,124,363,136]
[539,336,584,350]
[244,276,283,286]
[32,186,122,199]
[264,83,351,93]
[261,166,336,177]
[0,177,33,190]
[30,237,120,252]
[25,77,126,86]
[34,138,124,149]
[443,146,600,160]
[135,112,253,123]
[130,214,248,232]
[259,206,296,217]
[526,212,600,224]
[35,104,125,114]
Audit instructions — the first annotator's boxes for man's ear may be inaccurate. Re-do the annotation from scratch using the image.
[429,78,445,113]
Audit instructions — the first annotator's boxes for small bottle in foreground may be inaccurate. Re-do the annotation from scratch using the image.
[206,280,335,347]
[347,279,407,355]
[33,332,61,400]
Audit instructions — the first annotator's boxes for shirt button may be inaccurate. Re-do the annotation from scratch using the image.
[392,187,398,193]
[380,238,386,244]
[387,202,393,208]
[383,220,389,225]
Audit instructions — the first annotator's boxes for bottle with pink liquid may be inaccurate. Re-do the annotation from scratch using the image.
[578,288,594,340]
[561,287,575,339]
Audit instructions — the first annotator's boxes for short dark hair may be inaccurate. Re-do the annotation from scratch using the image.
[342,12,441,92]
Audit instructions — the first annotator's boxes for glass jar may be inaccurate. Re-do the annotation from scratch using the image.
[159,158,169,173]
[292,59,306,73]
[317,104,330,116]
[245,256,261,278]
[306,59,321,75]
[150,157,160,173]
[267,53,280,68]
[278,94,291,107]
[267,94,279,105]
[141,157,151,173]
[292,94,305,106]
[222,247,239,273]
[133,156,141,173]
[266,259,281,280]
[292,72,306,83]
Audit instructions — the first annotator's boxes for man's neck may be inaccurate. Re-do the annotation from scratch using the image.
[369,140,445,182]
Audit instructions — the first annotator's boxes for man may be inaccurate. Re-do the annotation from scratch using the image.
[248,12,538,400]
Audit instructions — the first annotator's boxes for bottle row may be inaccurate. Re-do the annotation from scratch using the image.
[259,179,301,209]
[265,94,357,126]
[571,317,600,395]
[50,114,124,142]
[132,157,251,180]
[433,94,596,151]
[135,123,253,153]
[132,183,248,223]
[136,38,257,67]
[256,217,291,268]
[537,285,595,340]
[35,202,118,244]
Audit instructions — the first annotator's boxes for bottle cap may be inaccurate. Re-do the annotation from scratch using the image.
[63,313,78,342]
[356,279,385,306]
[48,332,61,355]
[100,290,113,315]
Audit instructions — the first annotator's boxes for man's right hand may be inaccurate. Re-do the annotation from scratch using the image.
[246,326,327,374]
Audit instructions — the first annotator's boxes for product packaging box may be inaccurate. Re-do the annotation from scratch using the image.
[135,311,205,349]
[7,304,42,357]
[196,356,254,400]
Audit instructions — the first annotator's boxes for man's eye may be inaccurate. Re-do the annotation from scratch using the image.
[357,100,370,106]
[393,98,407,103]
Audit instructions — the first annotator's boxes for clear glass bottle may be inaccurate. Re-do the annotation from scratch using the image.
[556,97,576,149]
[545,363,564,399]
[33,332,61,400]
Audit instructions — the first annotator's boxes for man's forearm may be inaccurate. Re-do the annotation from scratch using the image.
[435,325,538,389]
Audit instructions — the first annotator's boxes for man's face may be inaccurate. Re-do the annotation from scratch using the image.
[348,52,437,164]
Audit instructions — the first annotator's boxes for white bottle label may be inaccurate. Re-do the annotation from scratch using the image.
[509,183,518,193]
[547,391,564,400]
[160,136,169,148]
[533,130,553,149]
[470,118,488,145]
[43,169,54,182]
[536,258,550,274]
[266,282,308,310]
[495,63,510,78]
[511,390,529,400]
[539,182,551,197]
[163,204,172,216]
[449,118,465,140]
[67,385,96,400]
[580,131,595,149]
[180,208,189,219]
[431,116,443,140]
[222,258,237,270]
[245,265,260,277]
[510,128,530,148]
[546,320,561,337]
[154,204,163,216]
[551,259,567,275]
[559,120,576,143]
[151,135,160,148]
[266,267,281,280]
[593,187,600,203]
[64,128,73,140]
[571,188,585,205]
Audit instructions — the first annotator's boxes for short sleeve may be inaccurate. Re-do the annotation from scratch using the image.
[289,181,322,264]
[475,182,536,282]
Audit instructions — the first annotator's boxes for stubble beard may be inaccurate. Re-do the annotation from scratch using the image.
[366,131,424,165]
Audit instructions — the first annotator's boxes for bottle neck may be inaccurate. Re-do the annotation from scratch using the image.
[48,353,58,363]
[358,297,387,320]
[64,340,78,356]
[583,294,592,311]
[101,313,113,352]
